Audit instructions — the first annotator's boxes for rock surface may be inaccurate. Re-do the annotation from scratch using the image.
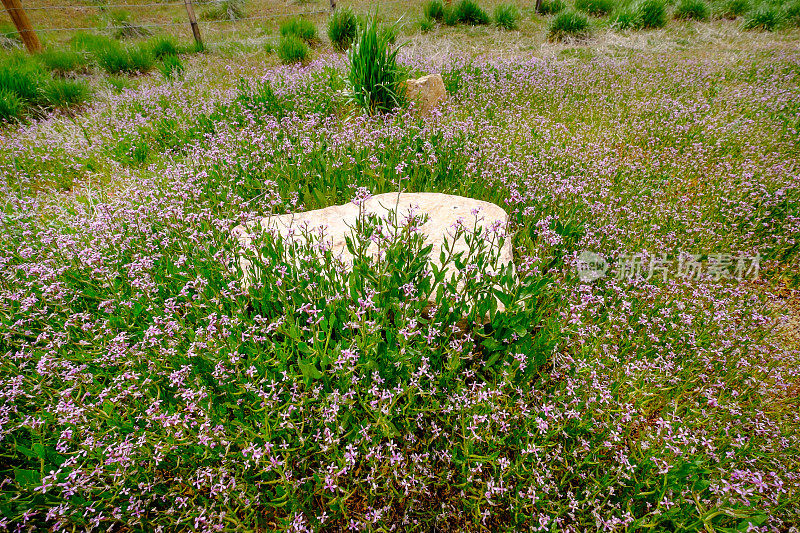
[232,192,513,305]
[404,74,447,114]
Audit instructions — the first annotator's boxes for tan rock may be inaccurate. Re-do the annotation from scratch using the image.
[232,192,513,308]
[404,74,447,114]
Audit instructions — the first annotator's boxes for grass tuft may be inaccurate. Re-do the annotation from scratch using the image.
[674,0,710,20]
[715,0,750,18]
[494,3,521,29]
[43,79,91,109]
[149,36,179,59]
[539,0,567,14]
[328,8,358,51]
[635,0,668,28]
[38,49,90,77]
[346,15,406,114]
[575,0,615,16]
[277,35,310,64]
[0,88,23,122]
[548,9,591,39]
[95,43,155,75]
[424,0,446,21]
[159,55,185,80]
[742,4,782,29]
[454,0,491,25]
[201,0,247,21]
[280,17,319,43]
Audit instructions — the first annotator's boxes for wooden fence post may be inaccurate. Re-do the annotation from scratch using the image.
[183,0,203,49]
[1,0,41,54]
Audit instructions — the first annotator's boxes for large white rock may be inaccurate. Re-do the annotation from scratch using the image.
[232,192,513,307]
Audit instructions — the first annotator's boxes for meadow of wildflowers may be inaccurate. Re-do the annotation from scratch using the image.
[0,21,799,532]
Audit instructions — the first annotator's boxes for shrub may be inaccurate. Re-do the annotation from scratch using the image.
[43,79,90,109]
[202,0,246,21]
[494,3,521,28]
[539,0,567,14]
[149,36,179,59]
[454,0,491,24]
[742,4,782,29]
[0,88,23,122]
[277,35,310,64]
[424,0,445,20]
[575,0,615,16]
[280,17,318,43]
[346,16,405,114]
[674,0,710,19]
[716,0,749,18]
[328,8,358,51]
[635,0,668,27]
[159,55,185,80]
[548,9,591,38]
[95,43,154,75]
[38,49,89,76]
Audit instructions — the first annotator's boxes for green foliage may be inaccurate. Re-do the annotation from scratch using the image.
[424,0,446,20]
[575,0,615,16]
[95,43,155,75]
[785,0,800,25]
[420,16,436,32]
[346,16,406,114]
[149,36,179,59]
[636,0,668,27]
[716,0,750,18]
[538,0,567,14]
[674,0,710,19]
[277,35,310,64]
[38,49,89,77]
[494,3,521,28]
[454,0,491,24]
[612,5,641,27]
[106,74,135,93]
[201,0,246,21]
[69,32,115,53]
[280,17,319,43]
[43,79,90,109]
[548,9,591,38]
[328,8,358,51]
[0,88,23,122]
[742,4,782,29]
[0,57,48,104]
[159,55,185,80]
[444,6,461,25]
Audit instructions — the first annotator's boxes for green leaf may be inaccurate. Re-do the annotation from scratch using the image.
[14,469,40,489]
[299,360,323,381]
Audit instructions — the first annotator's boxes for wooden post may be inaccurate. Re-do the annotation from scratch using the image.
[535,0,542,12]
[183,0,203,49]
[329,0,336,12]
[1,0,41,54]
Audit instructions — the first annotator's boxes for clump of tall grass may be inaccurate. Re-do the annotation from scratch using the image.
[674,0,710,20]
[575,0,615,16]
[0,88,23,122]
[38,49,90,77]
[159,55,185,80]
[327,8,358,51]
[494,3,521,28]
[453,0,491,24]
[742,4,782,29]
[280,17,319,43]
[43,79,91,109]
[785,0,800,25]
[636,0,668,27]
[715,0,749,18]
[548,9,591,39]
[539,0,567,14]
[424,0,446,21]
[346,16,406,114]
[95,42,155,75]
[149,36,179,59]
[103,8,151,39]
[277,34,310,64]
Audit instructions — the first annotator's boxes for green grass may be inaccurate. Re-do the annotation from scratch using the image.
[549,9,591,38]
[454,0,491,25]
[277,34,310,64]
[636,0,669,27]
[201,0,247,21]
[715,0,750,18]
[149,36,180,59]
[159,55,185,80]
[494,3,522,28]
[0,88,23,122]
[95,43,155,75]
[346,15,406,114]
[327,8,358,51]
[539,0,567,14]
[742,4,783,29]
[424,0,446,20]
[38,49,90,77]
[43,79,91,109]
[575,0,615,16]
[280,17,319,43]
[674,0,710,20]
